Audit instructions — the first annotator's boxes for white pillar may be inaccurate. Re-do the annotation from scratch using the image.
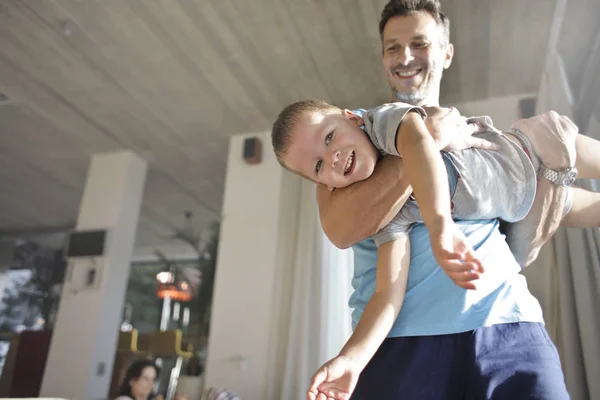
[40,151,147,399]
[204,132,301,399]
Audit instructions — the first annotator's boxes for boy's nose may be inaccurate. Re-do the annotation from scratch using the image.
[327,150,341,169]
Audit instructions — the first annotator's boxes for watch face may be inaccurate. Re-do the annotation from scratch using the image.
[562,169,577,186]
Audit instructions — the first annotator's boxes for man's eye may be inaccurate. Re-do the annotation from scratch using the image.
[386,46,398,53]
[412,42,429,49]
[315,160,323,174]
[325,131,333,145]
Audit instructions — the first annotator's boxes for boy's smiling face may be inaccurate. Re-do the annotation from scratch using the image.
[284,109,379,190]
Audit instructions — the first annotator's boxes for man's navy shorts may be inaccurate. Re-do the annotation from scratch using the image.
[351,322,569,399]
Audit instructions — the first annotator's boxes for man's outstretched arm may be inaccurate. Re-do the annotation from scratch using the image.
[316,155,410,249]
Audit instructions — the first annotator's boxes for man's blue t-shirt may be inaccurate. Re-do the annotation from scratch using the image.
[347,107,543,336]
[350,220,544,337]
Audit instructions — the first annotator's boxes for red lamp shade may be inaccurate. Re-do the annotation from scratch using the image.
[156,271,193,302]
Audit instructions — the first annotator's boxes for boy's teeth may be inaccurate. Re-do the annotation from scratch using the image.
[344,152,354,172]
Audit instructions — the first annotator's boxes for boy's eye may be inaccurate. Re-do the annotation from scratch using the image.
[315,160,323,174]
[325,131,333,145]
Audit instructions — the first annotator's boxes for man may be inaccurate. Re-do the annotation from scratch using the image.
[310,1,570,399]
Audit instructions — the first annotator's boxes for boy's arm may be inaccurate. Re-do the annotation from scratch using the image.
[307,237,410,400]
[396,113,484,281]
[338,236,410,367]
[395,112,453,242]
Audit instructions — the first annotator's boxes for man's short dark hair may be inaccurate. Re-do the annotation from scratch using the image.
[379,0,450,47]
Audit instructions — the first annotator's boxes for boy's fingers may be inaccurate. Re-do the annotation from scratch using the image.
[449,271,480,286]
[310,370,327,392]
[439,248,464,259]
[441,241,485,274]
[471,258,484,273]
[447,268,480,283]
[456,280,478,290]
[451,271,480,282]
[462,250,485,273]
[440,258,477,273]
[449,269,483,290]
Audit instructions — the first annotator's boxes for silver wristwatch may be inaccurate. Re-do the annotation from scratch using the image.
[539,165,578,187]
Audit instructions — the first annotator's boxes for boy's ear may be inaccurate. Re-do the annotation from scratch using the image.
[343,109,364,126]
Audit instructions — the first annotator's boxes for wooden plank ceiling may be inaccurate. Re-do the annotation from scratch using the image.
[0,0,556,248]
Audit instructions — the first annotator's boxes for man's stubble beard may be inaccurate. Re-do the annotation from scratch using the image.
[391,58,442,106]
[394,89,428,105]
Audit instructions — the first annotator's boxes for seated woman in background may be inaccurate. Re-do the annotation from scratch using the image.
[115,359,163,400]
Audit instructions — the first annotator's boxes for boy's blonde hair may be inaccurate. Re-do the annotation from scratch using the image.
[271,99,341,170]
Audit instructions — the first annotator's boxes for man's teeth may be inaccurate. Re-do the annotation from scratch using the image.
[396,69,419,77]
[344,152,354,173]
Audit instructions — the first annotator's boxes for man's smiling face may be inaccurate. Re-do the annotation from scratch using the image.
[381,11,454,105]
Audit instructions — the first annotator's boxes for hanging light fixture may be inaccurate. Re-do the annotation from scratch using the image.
[154,211,198,303]
[156,264,193,302]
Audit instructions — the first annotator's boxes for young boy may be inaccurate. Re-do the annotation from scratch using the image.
[272,100,600,278]
[275,101,488,288]
[270,99,600,399]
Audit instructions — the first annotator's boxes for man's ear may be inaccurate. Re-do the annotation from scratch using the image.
[343,109,364,126]
[443,43,454,70]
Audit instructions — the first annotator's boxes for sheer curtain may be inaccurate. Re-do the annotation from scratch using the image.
[319,226,354,362]
[271,178,353,400]
[522,51,600,400]
[552,188,600,400]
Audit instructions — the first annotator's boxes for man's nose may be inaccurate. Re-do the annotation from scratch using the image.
[397,46,414,65]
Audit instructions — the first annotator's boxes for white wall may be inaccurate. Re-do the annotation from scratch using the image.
[204,131,300,399]
[453,93,538,130]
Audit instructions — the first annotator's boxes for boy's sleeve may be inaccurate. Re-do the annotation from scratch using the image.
[363,103,427,156]
[373,215,413,247]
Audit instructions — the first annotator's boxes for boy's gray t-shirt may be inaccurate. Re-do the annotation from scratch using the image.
[362,103,537,247]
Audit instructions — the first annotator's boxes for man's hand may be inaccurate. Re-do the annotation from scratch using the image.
[428,218,484,290]
[423,106,499,152]
[307,356,361,400]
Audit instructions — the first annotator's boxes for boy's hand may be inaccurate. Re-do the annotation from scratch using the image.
[307,355,361,400]
[429,218,485,290]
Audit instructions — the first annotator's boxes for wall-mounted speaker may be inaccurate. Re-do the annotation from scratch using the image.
[65,230,107,258]
[519,96,538,119]
[242,137,262,165]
